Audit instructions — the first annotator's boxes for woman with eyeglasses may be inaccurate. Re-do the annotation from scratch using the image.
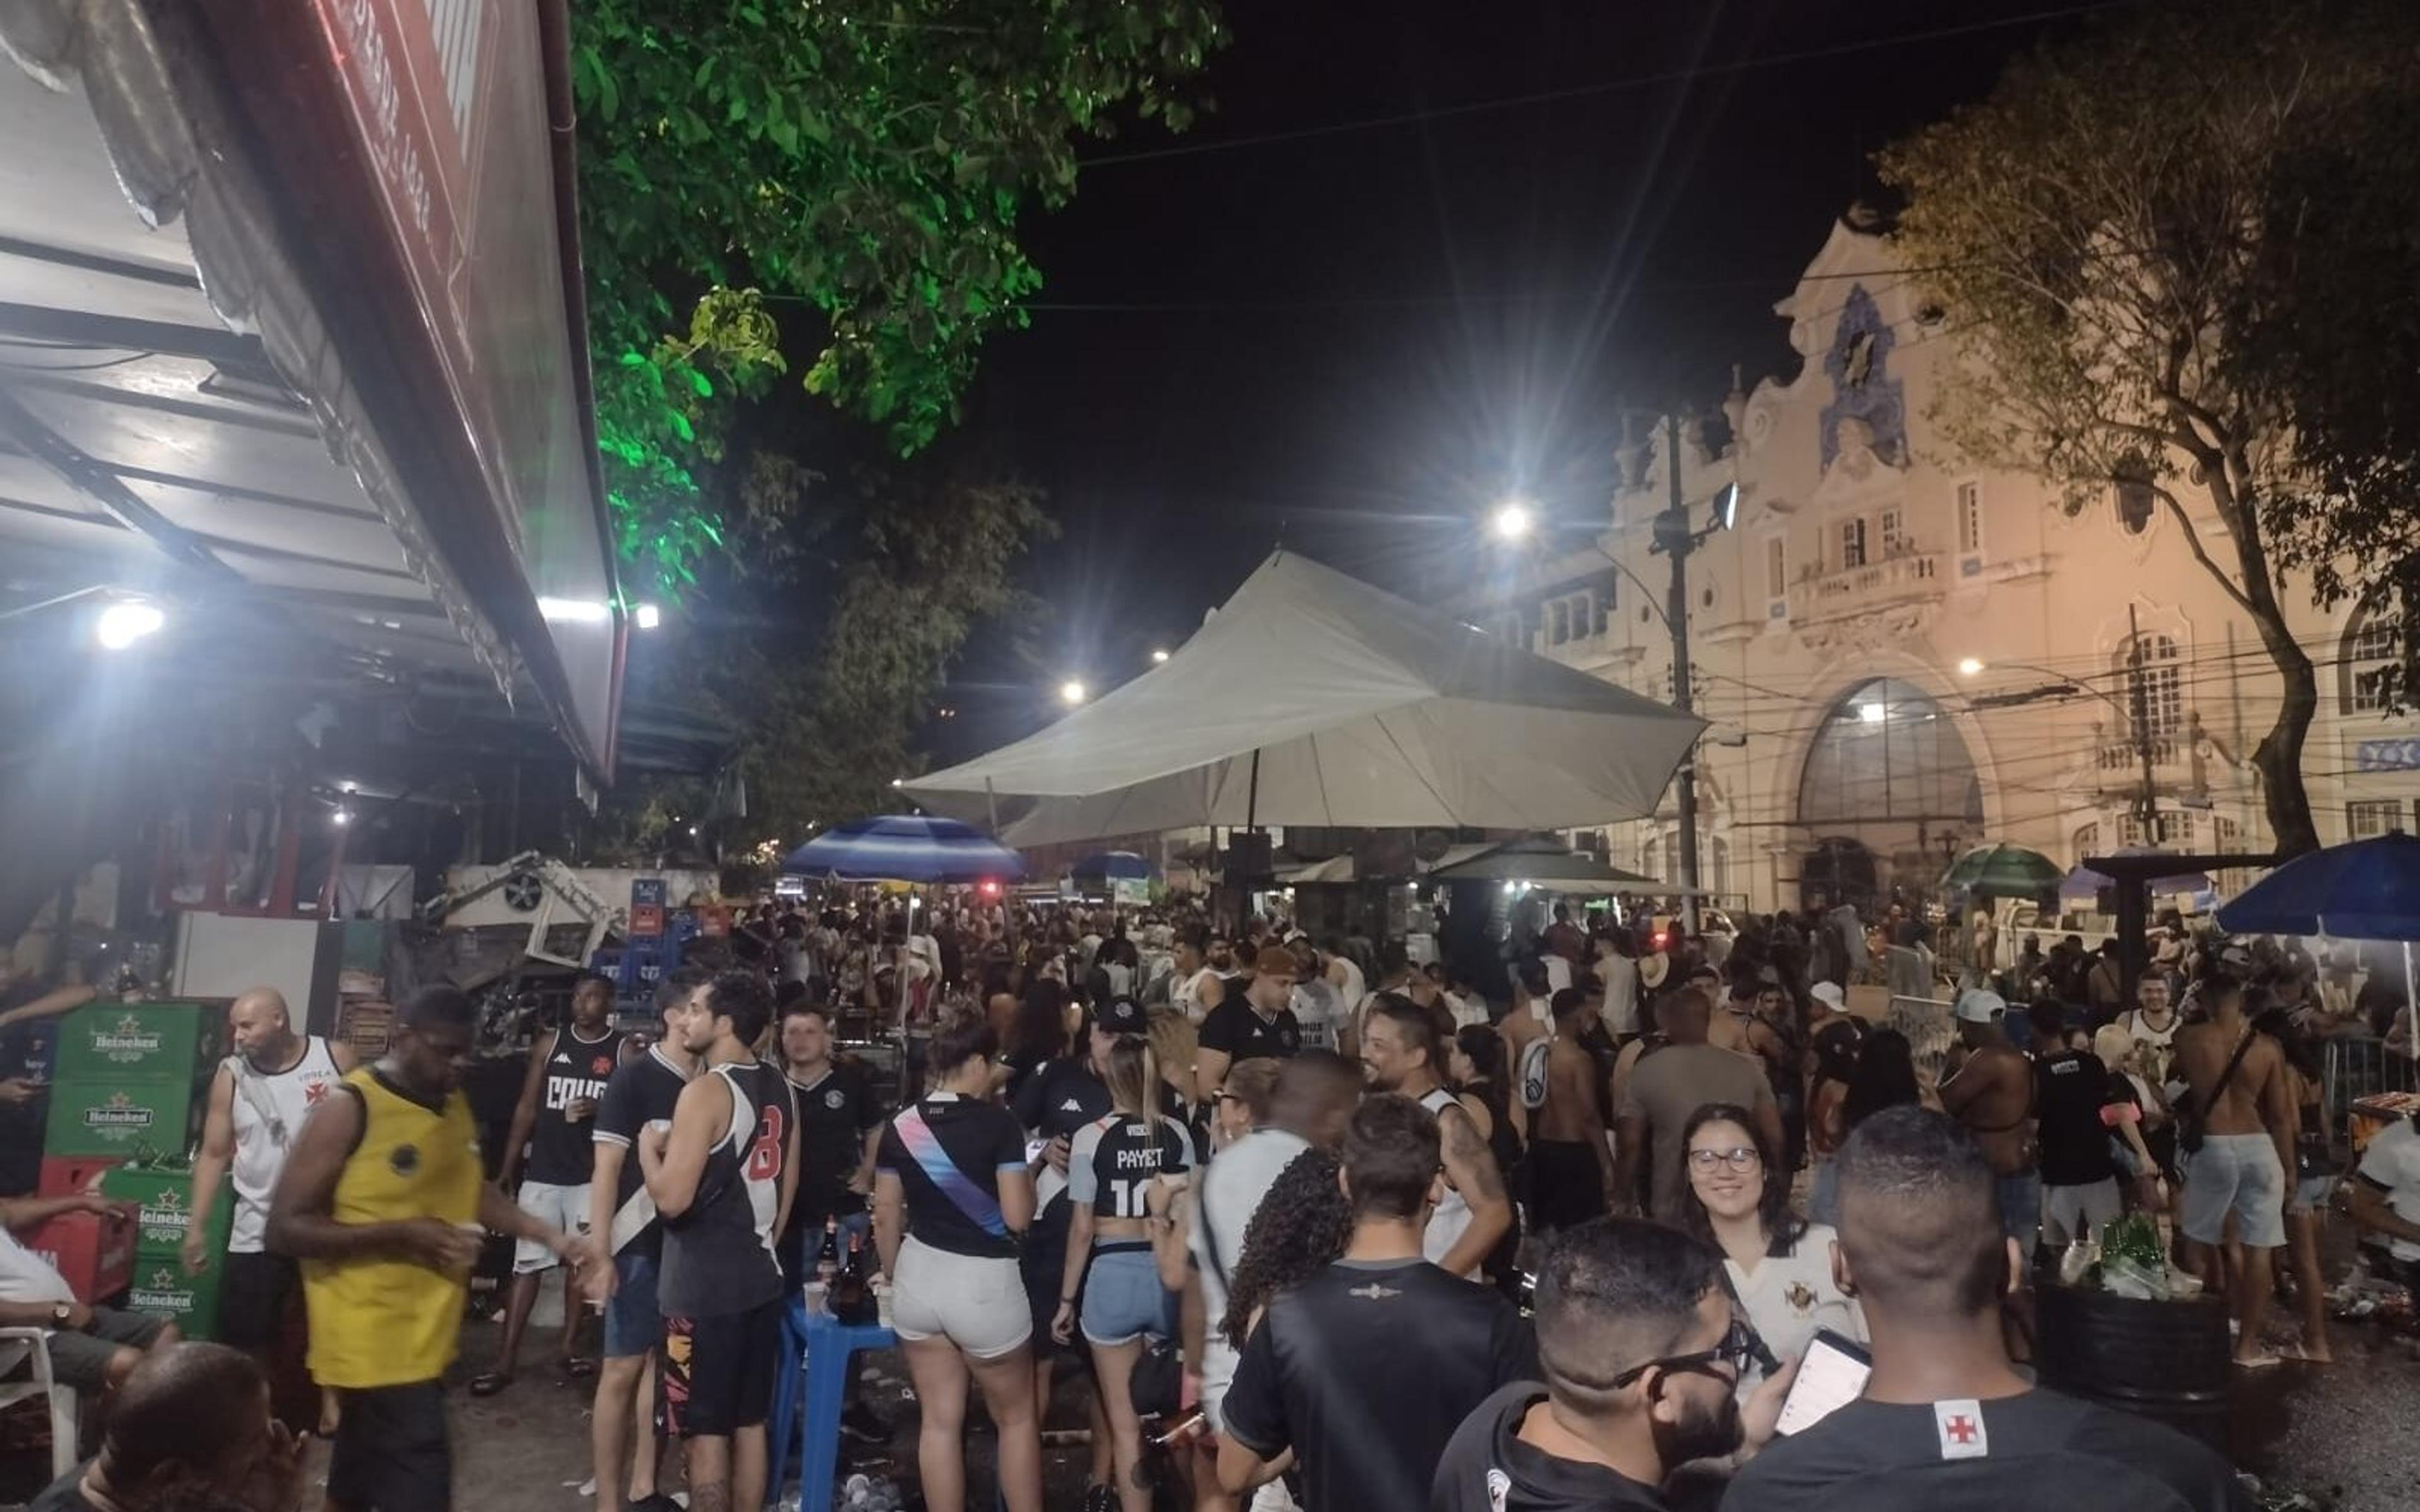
[1676,1101,1865,1397]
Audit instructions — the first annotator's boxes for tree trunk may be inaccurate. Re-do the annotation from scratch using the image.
[2247,609,2323,857]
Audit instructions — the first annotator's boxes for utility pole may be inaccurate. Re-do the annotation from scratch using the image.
[1660,411,1703,936]
[2128,604,2158,838]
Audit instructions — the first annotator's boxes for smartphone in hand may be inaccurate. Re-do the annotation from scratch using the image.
[1773,1328,1872,1436]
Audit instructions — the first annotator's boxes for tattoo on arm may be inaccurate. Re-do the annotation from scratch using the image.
[1444,1108,1506,1203]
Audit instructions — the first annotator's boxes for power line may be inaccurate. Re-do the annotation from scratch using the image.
[1080,1,2141,169]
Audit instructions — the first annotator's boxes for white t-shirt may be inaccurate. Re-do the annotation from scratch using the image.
[1726,1222,1865,1395]
[1187,1126,1310,1329]
[1290,979,1342,1052]
[1328,957,1366,1016]
[2357,1117,2420,1262]
[0,1225,75,1308]
[1596,953,1640,1038]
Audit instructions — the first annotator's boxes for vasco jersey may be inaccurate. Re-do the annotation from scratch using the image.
[527,1026,628,1185]
[659,1061,792,1319]
[1067,1112,1196,1219]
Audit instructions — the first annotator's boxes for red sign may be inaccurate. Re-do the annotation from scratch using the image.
[628,903,665,939]
[698,906,733,938]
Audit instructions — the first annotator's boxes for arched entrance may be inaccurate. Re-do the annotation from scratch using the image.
[1795,677,1984,908]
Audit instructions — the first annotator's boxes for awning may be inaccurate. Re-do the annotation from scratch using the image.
[907,551,1704,847]
[1426,836,1668,895]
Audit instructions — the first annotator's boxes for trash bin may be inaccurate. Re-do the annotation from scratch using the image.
[2034,1280,2232,1454]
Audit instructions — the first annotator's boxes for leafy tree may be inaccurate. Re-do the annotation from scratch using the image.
[571,0,1224,597]
[1879,0,2420,856]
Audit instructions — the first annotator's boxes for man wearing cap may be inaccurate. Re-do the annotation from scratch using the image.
[1940,988,2039,1251]
[1196,946,1302,1102]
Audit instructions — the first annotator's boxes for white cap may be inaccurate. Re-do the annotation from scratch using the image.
[1952,988,2008,1024]
[1811,981,1846,1012]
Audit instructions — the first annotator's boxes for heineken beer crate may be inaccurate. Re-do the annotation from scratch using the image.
[50,1002,224,1087]
[43,1077,205,1157]
[101,1163,233,1259]
[124,1256,222,1338]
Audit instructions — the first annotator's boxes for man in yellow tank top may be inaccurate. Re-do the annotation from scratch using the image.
[269,985,587,1512]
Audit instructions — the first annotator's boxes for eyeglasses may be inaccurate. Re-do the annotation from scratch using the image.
[1610,1318,1758,1390]
[1686,1146,1761,1173]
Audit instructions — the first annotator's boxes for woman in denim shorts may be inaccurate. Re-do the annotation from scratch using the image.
[1050,1034,1196,1512]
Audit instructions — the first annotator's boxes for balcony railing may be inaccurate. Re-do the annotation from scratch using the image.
[1789,550,1940,619]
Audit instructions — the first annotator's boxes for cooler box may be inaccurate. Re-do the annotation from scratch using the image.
[22,1208,135,1304]
[124,1257,222,1337]
[102,1164,233,1259]
[43,1077,207,1157]
[50,1002,224,1085]
[36,1154,122,1197]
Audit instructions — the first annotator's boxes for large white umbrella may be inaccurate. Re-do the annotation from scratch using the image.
[905,551,1704,847]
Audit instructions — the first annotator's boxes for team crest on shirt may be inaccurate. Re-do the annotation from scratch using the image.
[592,1055,613,1077]
[304,1079,330,1105]
[1278,1026,1299,1051]
[1934,1399,1988,1460]
[390,1143,420,1176]
[1784,1280,1816,1316]
[1485,1468,1511,1512]
[826,1088,846,1109]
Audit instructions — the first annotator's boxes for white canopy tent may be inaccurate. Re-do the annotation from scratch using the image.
[906,551,1705,847]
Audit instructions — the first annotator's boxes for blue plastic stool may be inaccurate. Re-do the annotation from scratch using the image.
[767,1297,896,1511]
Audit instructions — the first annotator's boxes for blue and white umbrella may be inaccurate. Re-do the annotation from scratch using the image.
[780,814,1025,884]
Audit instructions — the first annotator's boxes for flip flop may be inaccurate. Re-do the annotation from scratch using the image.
[558,1356,598,1380]
[2276,1342,2332,1364]
[468,1371,514,1397]
[2232,1352,2283,1371]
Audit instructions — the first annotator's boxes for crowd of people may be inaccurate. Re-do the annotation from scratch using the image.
[9,886,2419,1511]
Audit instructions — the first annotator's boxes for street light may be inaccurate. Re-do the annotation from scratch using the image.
[634,602,662,630]
[1058,679,1088,707]
[94,599,165,650]
[1956,656,1986,677]
[1150,648,1171,665]
[1487,499,1535,542]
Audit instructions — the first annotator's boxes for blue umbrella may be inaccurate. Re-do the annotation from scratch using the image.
[2215,832,2420,941]
[1071,850,1154,879]
[2060,848,2211,904]
[781,814,1025,883]
[2218,832,2420,1053]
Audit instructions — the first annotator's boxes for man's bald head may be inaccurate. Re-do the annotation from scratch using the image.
[96,1341,273,1495]
[1834,1106,2011,1324]
[227,988,294,1063]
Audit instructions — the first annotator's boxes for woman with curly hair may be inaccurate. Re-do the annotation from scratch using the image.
[1219,1148,1352,1348]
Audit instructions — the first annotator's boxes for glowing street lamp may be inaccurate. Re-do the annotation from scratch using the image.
[1956,657,1986,677]
[1150,648,1171,665]
[1487,499,1535,542]
[93,599,164,650]
[1057,679,1089,707]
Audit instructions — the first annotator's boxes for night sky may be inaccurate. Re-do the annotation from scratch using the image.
[930,0,2129,760]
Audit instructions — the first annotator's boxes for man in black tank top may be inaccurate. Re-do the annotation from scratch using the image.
[642,972,798,1512]
[480,973,633,1395]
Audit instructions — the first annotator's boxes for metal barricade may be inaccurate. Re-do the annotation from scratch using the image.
[2321,1034,2420,1130]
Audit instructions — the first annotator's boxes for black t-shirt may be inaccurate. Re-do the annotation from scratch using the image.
[876,1092,1027,1259]
[1012,1057,1114,1232]
[2033,1050,2116,1187]
[0,1009,58,1196]
[1223,1258,1537,1512]
[527,1026,628,1185]
[1069,1112,1195,1218]
[1199,998,1303,1067]
[1431,1382,1668,1512]
[785,1060,885,1225]
[1718,1389,2247,1512]
[592,1046,692,1260]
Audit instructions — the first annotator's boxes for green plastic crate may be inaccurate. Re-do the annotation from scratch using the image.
[102,1164,232,1257]
[123,1256,222,1339]
[50,1002,224,1087]
[43,1077,204,1157]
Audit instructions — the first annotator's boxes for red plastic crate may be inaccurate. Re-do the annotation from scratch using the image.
[36,1154,122,1197]
[21,1208,135,1304]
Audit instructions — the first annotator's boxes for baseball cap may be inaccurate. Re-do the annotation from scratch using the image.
[1092,997,1148,1036]
[1252,949,1299,981]
[1810,981,1846,1012]
[1952,988,2008,1024]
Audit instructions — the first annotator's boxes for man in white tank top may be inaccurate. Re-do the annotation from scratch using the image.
[187,987,354,1354]
[1357,997,1512,1280]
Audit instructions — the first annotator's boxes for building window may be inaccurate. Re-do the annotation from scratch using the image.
[1797,678,1984,825]
[1839,517,1867,570]
[2342,602,2402,714]
[1766,537,1787,600]
[2119,631,2182,742]
[1542,588,1595,648]
[2118,811,2179,847]
[2073,822,2100,864]
[2350,799,2405,839]
[1879,508,1904,558]
[1957,481,1984,556]
[2113,453,2157,535]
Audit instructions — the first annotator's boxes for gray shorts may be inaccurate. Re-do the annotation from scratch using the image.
[2042,1177,2123,1249]
[2181,1134,2286,1249]
[11,1307,166,1392]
